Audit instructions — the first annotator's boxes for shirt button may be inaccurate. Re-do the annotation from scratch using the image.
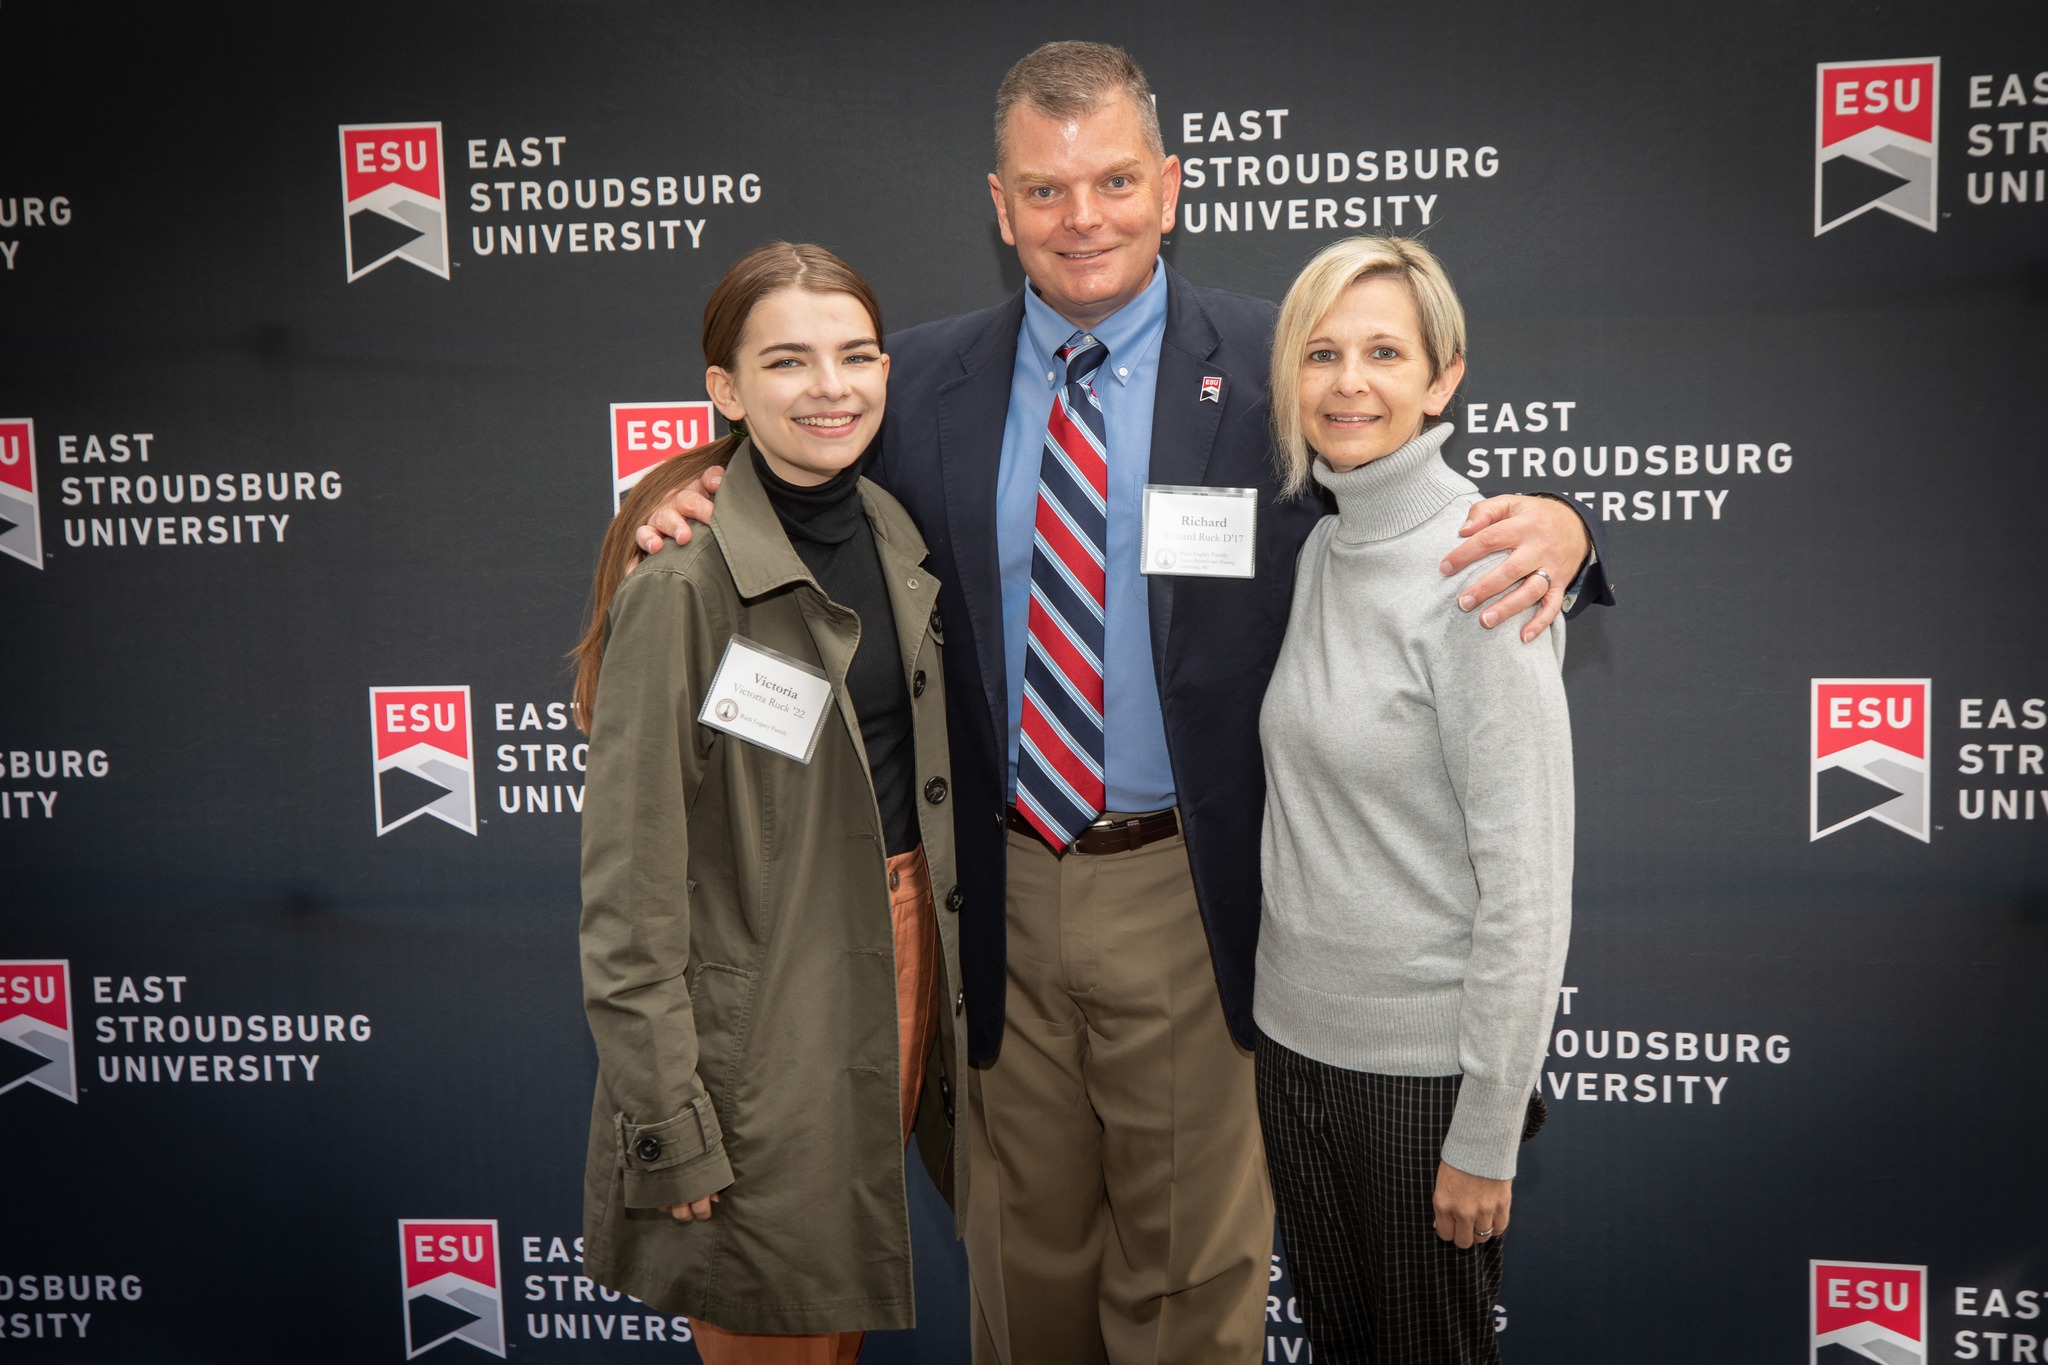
[1046,371,1055,382]
[924,777,949,805]
[889,867,901,890]
[913,670,927,697]
[634,1137,662,1163]
[1117,366,1128,378]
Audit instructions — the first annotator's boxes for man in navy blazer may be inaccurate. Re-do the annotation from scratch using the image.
[639,40,1609,1365]
[870,260,1321,1068]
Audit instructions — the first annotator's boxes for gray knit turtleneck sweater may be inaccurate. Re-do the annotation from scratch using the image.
[1255,422,1574,1180]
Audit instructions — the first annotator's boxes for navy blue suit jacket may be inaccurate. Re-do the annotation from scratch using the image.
[867,263,1610,1064]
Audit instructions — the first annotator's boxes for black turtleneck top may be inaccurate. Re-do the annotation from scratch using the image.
[753,447,919,856]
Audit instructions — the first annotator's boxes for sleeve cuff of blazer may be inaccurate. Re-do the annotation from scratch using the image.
[1468,489,1617,618]
[1529,490,1616,617]
[617,1095,734,1208]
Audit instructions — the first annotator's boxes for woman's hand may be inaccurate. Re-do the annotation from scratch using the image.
[1433,1162,1511,1248]
[660,1191,721,1223]
[1439,493,1590,642]
[631,465,727,561]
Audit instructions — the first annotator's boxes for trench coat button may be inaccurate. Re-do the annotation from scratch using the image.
[908,576,920,589]
[945,884,963,912]
[954,990,965,1016]
[929,608,944,638]
[924,777,949,805]
[913,670,927,697]
[888,867,901,891]
[634,1137,662,1163]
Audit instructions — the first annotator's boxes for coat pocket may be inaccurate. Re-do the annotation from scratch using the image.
[689,962,759,1110]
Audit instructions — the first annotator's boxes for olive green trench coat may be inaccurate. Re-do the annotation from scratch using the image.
[579,445,966,1335]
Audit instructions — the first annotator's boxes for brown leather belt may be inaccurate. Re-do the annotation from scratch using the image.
[1007,804,1179,856]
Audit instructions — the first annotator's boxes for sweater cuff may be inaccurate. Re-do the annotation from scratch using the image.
[1441,1076,1530,1181]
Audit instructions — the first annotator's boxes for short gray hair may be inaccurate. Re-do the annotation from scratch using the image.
[994,41,1164,168]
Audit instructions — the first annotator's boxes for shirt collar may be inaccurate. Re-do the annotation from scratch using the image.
[1021,256,1167,391]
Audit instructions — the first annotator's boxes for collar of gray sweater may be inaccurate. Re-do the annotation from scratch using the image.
[1312,421,1463,542]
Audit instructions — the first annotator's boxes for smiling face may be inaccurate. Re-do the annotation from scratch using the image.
[704,287,889,487]
[1296,275,1466,473]
[988,96,1181,330]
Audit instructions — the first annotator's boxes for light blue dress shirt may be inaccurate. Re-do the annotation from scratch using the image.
[997,259,1174,813]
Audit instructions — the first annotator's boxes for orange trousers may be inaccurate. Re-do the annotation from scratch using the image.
[691,845,938,1365]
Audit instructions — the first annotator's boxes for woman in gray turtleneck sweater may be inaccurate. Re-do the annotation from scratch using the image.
[1254,237,1573,1365]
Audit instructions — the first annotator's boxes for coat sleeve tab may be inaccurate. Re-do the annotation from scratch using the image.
[614,1097,733,1208]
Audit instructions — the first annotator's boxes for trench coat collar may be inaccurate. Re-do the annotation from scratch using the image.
[710,440,930,602]
[858,476,938,701]
[708,440,818,600]
[710,439,938,796]
[856,472,931,575]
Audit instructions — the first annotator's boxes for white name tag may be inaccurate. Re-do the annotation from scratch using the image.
[1140,484,1258,578]
[698,636,833,764]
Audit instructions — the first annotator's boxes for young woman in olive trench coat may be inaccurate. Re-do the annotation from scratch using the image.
[571,244,967,1355]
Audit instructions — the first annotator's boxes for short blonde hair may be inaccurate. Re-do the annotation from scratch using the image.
[1269,236,1467,497]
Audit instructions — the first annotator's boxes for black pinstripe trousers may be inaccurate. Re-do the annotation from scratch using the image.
[1255,1032,1506,1365]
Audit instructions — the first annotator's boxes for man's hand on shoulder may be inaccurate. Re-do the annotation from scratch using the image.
[631,465,725,564]
[1438,494,1590,644]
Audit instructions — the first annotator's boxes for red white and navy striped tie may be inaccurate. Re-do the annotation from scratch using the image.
[1016,331,1110,849]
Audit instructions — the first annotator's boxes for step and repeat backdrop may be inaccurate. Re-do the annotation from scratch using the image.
[4,1,2045,1361]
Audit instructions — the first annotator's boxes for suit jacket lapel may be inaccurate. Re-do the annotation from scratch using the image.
[935,291,1026,762]
[1145,266,1228,687]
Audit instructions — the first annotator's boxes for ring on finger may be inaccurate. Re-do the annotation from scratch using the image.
[1529,568,1553,595]
[1476,1227,1495,1239]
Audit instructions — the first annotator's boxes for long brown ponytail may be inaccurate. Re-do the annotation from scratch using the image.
[569,242,886,733]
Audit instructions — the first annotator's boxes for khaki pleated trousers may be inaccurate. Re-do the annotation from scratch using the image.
[967,819,1273,1365]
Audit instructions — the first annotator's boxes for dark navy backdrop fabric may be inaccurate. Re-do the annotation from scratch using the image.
[3,1,2045,1360]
